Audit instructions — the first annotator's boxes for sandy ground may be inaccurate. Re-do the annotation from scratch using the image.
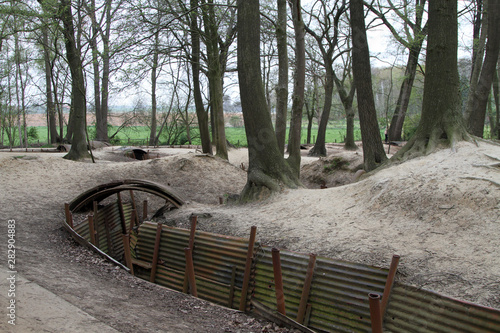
[0,140,499,332]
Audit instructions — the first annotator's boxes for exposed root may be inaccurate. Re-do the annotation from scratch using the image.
[472,154,500,169]
[484,154,500,162]
[461,176,500,188]
[239,168,301,203]
[474,137,500,147]
[392,123,472,163]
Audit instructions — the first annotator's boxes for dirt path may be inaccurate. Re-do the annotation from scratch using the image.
[0,149,283,333]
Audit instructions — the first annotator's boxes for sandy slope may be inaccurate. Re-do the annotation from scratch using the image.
[0,140,498,332]
[161,141,500,309]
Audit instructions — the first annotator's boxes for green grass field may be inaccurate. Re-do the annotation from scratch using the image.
[2,120,369,148]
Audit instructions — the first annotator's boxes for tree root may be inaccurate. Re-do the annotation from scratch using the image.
[461,176,500,188]
[239,168,301,203]
[484,154,500,162]
[392,123,472,163]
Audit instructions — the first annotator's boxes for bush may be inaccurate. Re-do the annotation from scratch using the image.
[27,127,38,141]
[87,126,97,140]
[323,157,350,173]
[174,132,189,145]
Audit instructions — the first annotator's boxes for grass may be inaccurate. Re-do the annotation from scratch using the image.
[1,120,370,148]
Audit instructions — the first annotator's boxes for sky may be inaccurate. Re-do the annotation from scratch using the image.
[113,1,475,108]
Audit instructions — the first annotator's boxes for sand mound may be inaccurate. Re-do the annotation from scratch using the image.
[0,140,499,332]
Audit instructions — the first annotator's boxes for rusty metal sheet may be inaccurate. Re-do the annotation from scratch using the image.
[134,221,253,310]
[253,246,389,332]
[385,283,500,333]
[254,247,309,318]
[72,201,132,261]
[153,265,185,292]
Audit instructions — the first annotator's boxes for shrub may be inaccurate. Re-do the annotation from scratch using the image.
[27,127,38,141]
[323,157,350,173]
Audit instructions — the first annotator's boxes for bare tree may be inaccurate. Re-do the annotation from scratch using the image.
[366,0,428,142]
[275,0,288,153]
[465,0,500,137]
[493,66,500,138]
[189,0,213,154]
[237,0,301,201]
[303,70,321,145]
[50,0,90,159]
[395,0,470,160]
[304,0,346,157]
[287,0,306,175]
[350,0,387,171]
[332,66,356,150]
[201,0,229,159]
[40,22,59,143]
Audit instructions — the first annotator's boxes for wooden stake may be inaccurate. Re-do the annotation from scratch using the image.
[149,223,163,283]
[142,199,148,221]
[272,248,286,315]
[116,192,127,234]
[93,201,100,248]
[122,234,134,275]
[88,214,96,245]
[239,226,257,312]
[297,253,317,324]
[184,247,197,297]
[129,190,139,226]
[64,203,73,228]
[381,254,400,316]
[183,216,198,293]
[128,209,136,234]
[369,293,383,333]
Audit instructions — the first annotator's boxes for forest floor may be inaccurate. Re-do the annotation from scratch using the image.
[0,139,499,332]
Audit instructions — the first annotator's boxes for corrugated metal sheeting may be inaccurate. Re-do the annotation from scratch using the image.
[133,221,254,310]
[73,201,132,260]
[66,184,500,332]
[385,283,500,333]
[253,247,389,332]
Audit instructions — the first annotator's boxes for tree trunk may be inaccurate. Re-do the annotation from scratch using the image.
[287,0,305,175]
[345,104,356,149]
[471,0,484,81]
[96,0,111,142]
[275,0,288,153]
[304,1,345,156]
[308,63,333,156]
[190,0,212,154]
[42,24,58,144]
[149,31,159,146]
[305,101,313,144]
[59,0,89,160]
[332,71,357,150]
[493,67,500,138]
[89,0,102,142]
[304,74,318,144]
[395,0,469,160]
[53,75,65,141]
[203,0,227,160]
[487,91,494,138]
[466,0,500,137]
[351,0,387,171]
[388,43,423,141]
[14,31,23,148]
[237,0,301,202]
[466,1,488,120]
